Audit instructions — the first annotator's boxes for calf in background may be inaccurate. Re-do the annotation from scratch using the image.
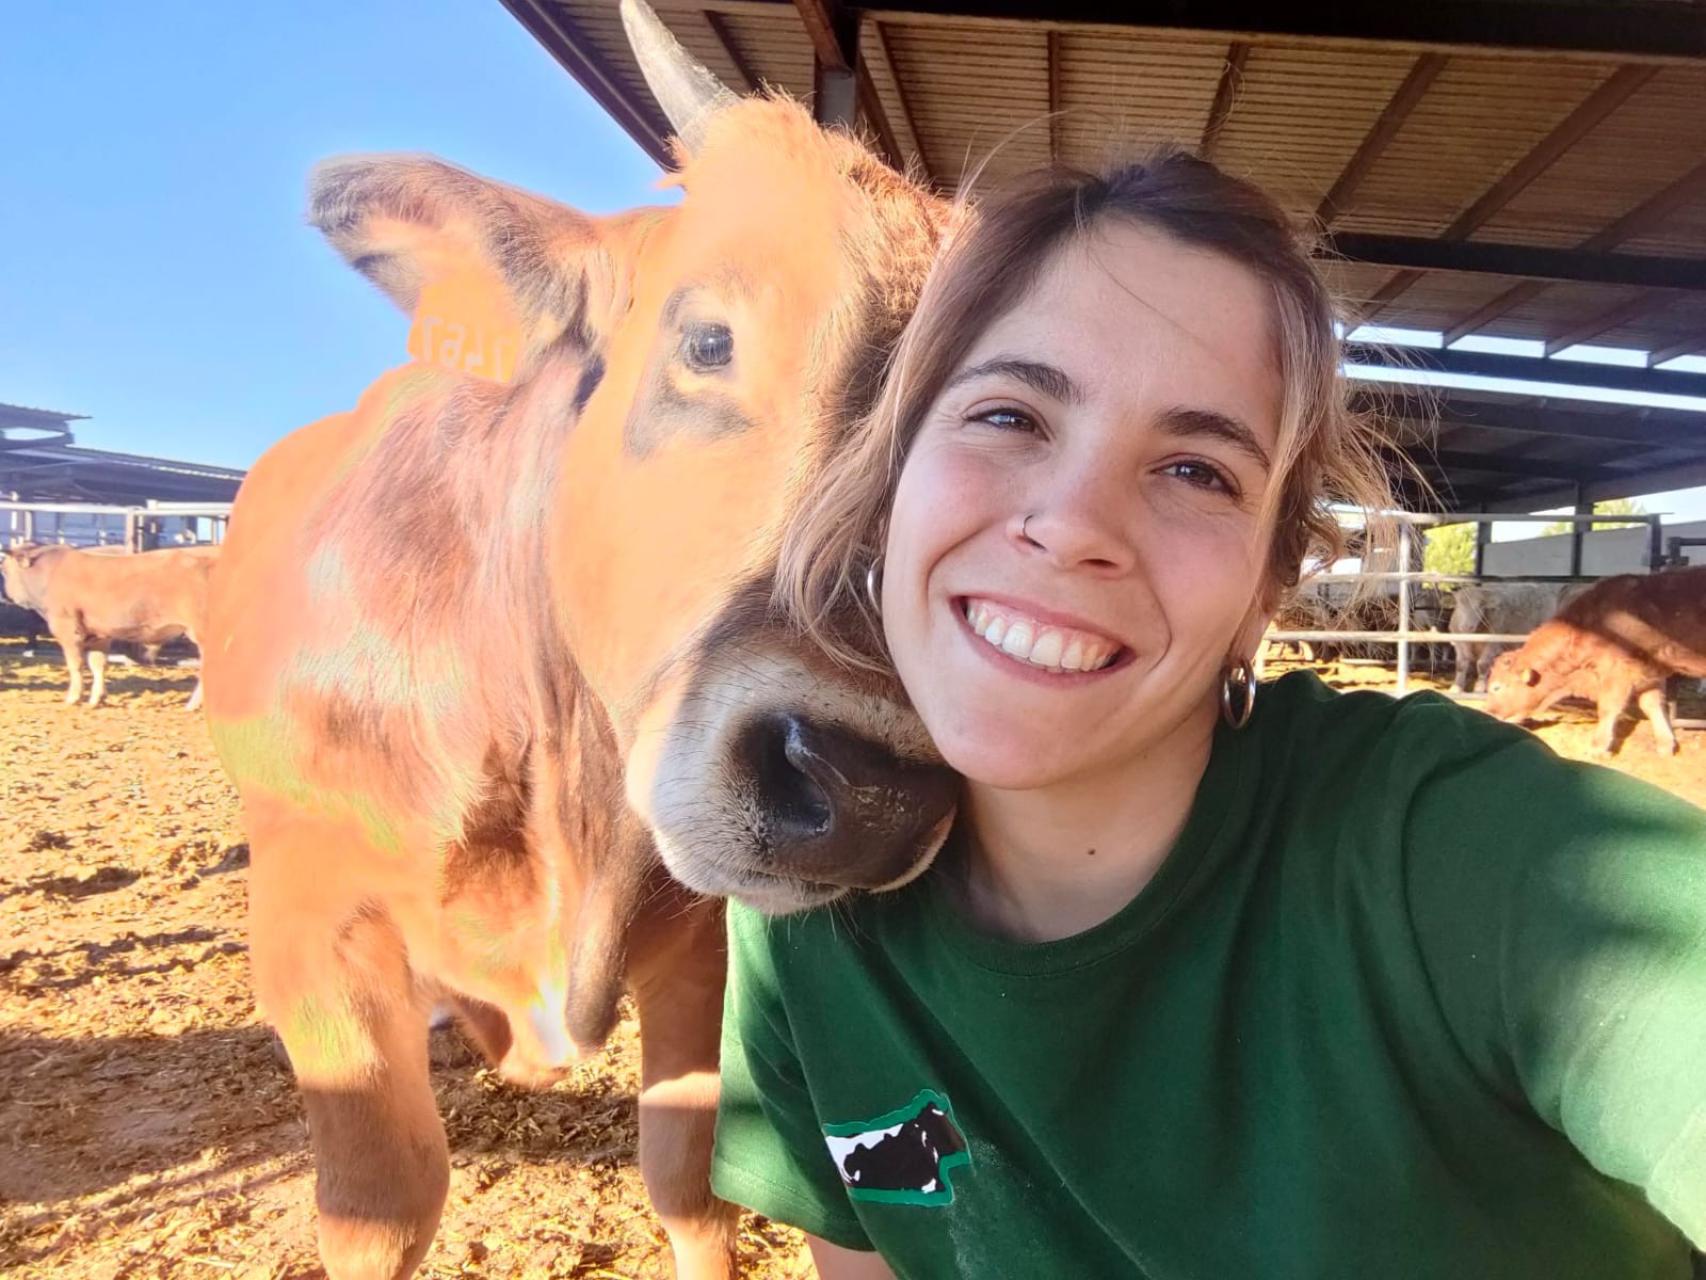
[1485,566,1706,755]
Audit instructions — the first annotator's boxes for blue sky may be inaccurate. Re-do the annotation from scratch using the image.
[0,0,662,470]
[3,3,1702,524]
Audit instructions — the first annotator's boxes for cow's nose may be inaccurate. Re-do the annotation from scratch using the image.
[740,713,958,889]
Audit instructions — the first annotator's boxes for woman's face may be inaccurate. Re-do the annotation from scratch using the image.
[881,222,1284,790]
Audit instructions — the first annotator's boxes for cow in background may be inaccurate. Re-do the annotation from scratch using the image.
[1485,566,1706,755]
[201,5,956,1277]
[0,542,218,708]
[1450,581,1585,693]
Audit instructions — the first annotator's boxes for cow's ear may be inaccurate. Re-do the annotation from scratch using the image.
[1520,667,1540,687]
[308,155,635,382]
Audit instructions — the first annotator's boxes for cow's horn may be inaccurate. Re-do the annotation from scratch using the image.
[620,0,737,152]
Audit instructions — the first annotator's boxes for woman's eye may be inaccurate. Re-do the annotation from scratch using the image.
[969,407,1037,433]
[1163,460,1235,494]
[681,322,734,372]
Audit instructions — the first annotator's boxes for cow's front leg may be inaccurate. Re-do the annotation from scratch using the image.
[1591,677,1635,756]
[251,844,448,1280]
[86,646,109,707]
[57,630,86,705]
[184,634,205,711]
[632,904,736,1280]
[1636,686,1679,755]
[1451,643,1474,693]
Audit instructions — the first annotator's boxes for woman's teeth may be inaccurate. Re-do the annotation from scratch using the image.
[963,599,1120,673]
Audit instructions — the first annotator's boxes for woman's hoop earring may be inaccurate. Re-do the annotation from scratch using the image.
[1020,513,1036,543]
[865,559,883,617]
[1220,656,1257,730]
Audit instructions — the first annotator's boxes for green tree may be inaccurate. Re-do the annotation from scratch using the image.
[1423,522,1476,576]
[1541,497,1646,536]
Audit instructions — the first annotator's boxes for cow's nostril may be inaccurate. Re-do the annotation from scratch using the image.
[740,714,835,843]
[737,712,958,890]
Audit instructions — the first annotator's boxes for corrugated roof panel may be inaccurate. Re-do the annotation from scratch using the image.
[1593,291,1706,356]
[708,8,815,97]
[1470,66,1706,247]
[1053,29,1228,170]
[885,23,1051,181]
[1332,58,1616,237]
[1212,45,1419,216]
[1363,268,1533,332]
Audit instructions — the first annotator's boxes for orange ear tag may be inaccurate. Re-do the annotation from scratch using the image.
[407,266,524,384]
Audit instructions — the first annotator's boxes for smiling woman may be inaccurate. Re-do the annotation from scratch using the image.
[713,154,1706,1280]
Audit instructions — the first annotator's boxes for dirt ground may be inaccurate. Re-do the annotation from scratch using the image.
[0,648,810,1280]
[2,646,1702,1280]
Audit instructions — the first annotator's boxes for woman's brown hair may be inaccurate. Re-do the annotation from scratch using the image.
[777,148,1400,673]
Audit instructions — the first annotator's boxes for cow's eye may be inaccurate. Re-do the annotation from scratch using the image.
[681,322,734,372]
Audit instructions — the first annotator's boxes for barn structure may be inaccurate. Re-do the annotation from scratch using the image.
[499,0,1706,527]
[1,401,244,548]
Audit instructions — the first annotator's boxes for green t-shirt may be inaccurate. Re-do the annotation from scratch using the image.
[712,672,1706,1278]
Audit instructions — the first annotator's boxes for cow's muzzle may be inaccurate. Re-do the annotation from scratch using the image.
[737,713,958,892]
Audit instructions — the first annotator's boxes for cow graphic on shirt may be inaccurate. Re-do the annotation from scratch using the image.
[822,1089,971,1206]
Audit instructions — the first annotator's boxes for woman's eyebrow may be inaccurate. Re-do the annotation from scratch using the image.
[947,357,1083,405]
[1159,407,1272,472]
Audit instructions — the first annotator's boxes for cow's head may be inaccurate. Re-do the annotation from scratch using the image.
[0,543,50,608]
[1484,624,1575,722]
[310,1,957,913]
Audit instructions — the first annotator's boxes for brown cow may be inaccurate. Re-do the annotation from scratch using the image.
[0,542,218,708]
[201,5,956,1278]
[1485,565,1706,755]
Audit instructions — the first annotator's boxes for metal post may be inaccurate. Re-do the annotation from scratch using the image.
[1648,517,1664,571]
[1473,518,1490,577]
[124,511,140,553]
[1396,521,1412,696]
[1569,487,1587,578]
[814,59,857,125]
[19,508,34,543]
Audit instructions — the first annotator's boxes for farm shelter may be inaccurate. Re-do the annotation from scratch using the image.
[1,401,243,548]
[500,0,1706,512]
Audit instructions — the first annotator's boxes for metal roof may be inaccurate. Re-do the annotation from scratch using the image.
[0,401,87,445]
[0,441,246,505]
[502,0,1706,512]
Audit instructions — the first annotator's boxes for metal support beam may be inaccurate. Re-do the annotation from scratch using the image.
[1361,392,1706,450]
[704,11,760,92]
[1316,54,1447,226]
[1585,458,1706,504]
[1441,157,1706,344]
[849,1,1706,62]
[795,0,901,162]
[1345,343,1706,398]
[1360,66,1658,320]
[1415,449,1612,482]
[794,0,855,70]
[1543,293,1677,357]
[869,21,929,173]
[1200,43,1249,159]
[1569,487,1588,577]
[1648,337,1706,368]
[1330,234,1706,291]
[855,62,904,163]
[815,60,859,127]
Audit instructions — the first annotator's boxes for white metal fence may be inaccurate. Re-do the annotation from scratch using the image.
[1267,510,1669,697]
[1,500,232,551]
